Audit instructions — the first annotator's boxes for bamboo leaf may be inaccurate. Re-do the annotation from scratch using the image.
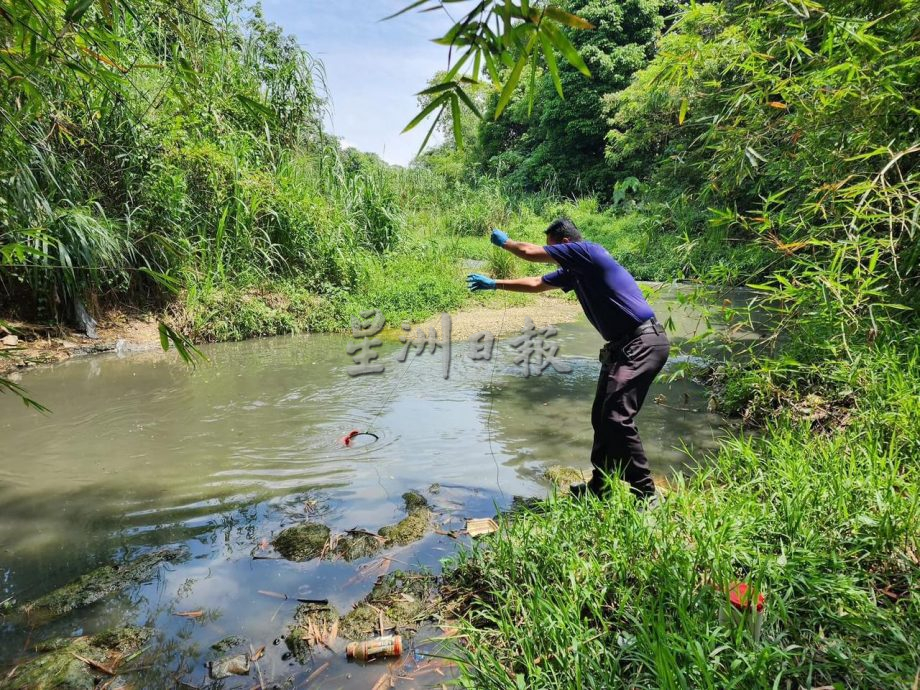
[678,97,688,125]
[456,86,483,119]
[64,0,94,23]
[495,50,527,119]
[451,93,463,149]
[542,23,590,77]
[543,5,594,30]
[403,92,449,132]
[382,0,429,21]
[539,31,563,98]
[416,103,445,156]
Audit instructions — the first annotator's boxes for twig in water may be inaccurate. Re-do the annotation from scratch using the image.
[71,652,115,675]
[249,644,265,689]
[304,661,330,685]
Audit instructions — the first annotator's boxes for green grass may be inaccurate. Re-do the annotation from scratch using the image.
[445,344,920,689]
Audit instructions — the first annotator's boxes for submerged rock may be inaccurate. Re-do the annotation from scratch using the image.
[543,465,591,492]
[272,523,331,561]
[401,490,428,512]
[378,491,431,546]
[339,570,438,640]
[2,627,152,690]
[21,548,186,619]
[208,653,250,680]
[210,635,246,653]
[329,530,385,562]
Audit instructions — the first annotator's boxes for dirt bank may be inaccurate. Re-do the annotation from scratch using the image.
[1,294,583,377]
[413,294,582,341]
[0,308,162,376]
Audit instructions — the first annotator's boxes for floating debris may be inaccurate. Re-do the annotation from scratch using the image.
[466,518,498,537]
[345,634,403,661]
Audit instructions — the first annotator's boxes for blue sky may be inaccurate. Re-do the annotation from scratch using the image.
[261,0,467,166]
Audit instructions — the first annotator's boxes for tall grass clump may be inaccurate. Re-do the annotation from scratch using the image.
[446,344,920,689]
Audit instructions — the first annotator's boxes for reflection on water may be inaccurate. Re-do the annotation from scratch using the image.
[0,284,746,687]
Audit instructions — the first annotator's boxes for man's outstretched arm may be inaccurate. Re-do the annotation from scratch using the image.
[467,274,558,293]
[491,229,556,263]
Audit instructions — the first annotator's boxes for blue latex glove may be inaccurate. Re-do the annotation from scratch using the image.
[490,228,509,247]
[467,273,497,292]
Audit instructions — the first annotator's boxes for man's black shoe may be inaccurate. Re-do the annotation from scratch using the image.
[569,481,591,498]
[569,474,608,499]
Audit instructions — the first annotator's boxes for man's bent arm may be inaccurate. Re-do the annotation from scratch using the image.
[495,276,558,293]
[503,239,556,263]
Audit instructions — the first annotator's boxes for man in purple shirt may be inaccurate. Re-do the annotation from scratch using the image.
[467,219,669,503]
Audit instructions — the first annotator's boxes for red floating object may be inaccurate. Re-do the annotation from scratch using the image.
[342,429,361,446]
[727,582,765,612]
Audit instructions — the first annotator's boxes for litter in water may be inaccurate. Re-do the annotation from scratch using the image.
[466,518,498,537]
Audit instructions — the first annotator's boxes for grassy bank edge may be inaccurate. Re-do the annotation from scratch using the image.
[438,344,920,689]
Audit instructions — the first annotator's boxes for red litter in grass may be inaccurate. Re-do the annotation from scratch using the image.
[727,582,765,612]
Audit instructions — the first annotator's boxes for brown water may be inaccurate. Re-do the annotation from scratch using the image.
[0,285,747,688]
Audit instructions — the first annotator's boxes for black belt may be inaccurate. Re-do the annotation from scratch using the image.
[599,317,663,363]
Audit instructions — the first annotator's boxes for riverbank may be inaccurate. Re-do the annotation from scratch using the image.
[0,290,584,378]
[442,343,920,688]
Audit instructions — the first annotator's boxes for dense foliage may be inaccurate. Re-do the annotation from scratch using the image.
[477,0,672,194]
[0,0,407,325]
[606,0,919,367]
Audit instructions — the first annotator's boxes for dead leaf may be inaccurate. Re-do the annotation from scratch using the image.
[174,610,204,618]
[371,672,392,690]
[257,590,288,600]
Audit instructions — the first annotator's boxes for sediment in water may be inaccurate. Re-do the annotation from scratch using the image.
[20,548,186,619]
[2,627,152,690]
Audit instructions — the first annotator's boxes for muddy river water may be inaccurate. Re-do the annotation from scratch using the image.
[0,286,750,688]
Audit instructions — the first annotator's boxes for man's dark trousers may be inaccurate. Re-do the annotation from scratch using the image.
[589,321,669,498]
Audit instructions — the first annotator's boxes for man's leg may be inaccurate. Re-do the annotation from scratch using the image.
[595,329,669,498]
[585,362,612,494]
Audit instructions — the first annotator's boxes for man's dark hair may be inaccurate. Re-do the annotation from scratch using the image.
[545,218,583,243]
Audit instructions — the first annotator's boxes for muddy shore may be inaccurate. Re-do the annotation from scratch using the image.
[1,294,582,377]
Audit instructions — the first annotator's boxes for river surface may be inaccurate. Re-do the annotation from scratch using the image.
[0,285,749,688]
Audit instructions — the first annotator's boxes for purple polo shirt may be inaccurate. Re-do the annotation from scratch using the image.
[542,241,654,342]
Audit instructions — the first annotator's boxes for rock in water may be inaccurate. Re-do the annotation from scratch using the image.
[2,627,152,690]
[378,493,431,546]
[543,465,591,492]
[272,523,331,561]
[73,298,98,339]
[21,548,186,619]
[339,570,439,640]
[208,653,251,680]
